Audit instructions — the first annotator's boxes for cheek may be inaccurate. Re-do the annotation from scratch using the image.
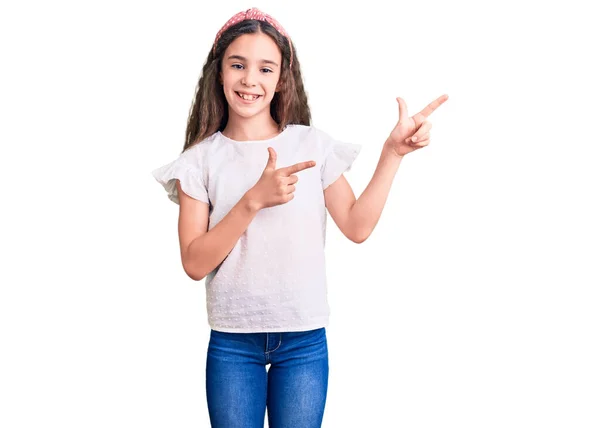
[221,75,233,89]
[268,77,280,94]
[221,70,236,86]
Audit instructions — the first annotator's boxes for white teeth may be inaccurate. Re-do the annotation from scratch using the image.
[237,92,259,101]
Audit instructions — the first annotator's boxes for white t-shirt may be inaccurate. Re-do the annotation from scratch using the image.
[152,124,361,333]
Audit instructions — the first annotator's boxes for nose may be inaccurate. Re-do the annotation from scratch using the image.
[241,68,258,87]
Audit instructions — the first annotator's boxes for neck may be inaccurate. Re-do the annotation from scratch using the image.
[222,109,281,141]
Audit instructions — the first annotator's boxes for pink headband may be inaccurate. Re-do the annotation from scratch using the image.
[212,7,294,68]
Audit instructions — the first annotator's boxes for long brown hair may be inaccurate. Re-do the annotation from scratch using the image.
[182,19,311,152]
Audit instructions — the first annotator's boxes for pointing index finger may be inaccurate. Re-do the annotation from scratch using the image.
[414,94,449,121]
[279,160,316,176]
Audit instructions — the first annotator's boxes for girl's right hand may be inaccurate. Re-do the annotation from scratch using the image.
[246,147,316,210]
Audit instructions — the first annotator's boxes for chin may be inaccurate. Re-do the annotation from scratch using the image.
[235,108,270,120]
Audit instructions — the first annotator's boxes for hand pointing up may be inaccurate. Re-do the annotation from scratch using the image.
[386,94,449,157]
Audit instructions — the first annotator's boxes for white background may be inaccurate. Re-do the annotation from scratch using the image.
[1,0,599,426]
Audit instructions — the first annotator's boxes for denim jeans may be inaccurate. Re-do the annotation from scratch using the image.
[206,327,329,428]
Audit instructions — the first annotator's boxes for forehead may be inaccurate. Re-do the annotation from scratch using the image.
[224,33,282,62]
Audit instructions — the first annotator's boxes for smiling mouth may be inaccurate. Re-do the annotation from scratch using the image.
[236,92,261,101]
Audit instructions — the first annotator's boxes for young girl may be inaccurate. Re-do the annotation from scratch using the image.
[152,7,447,428]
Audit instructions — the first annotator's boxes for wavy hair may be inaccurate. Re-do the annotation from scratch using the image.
[182,19,311,152]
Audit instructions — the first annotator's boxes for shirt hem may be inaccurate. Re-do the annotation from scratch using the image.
[209,320,329,333]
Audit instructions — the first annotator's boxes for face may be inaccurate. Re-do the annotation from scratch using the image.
[220,32,282,121]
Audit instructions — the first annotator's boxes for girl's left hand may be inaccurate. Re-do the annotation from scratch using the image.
[385,94,449,157]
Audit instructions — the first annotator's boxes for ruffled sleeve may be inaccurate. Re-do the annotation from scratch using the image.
[151,157,209,205]
[319,130,362,190]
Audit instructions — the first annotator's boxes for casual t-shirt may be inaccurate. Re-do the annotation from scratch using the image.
[152,124,361,333]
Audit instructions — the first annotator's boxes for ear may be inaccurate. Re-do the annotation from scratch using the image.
[219,71,223,85]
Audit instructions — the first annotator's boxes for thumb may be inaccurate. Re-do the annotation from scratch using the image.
[396,97,409,123]
[265,147,277,170]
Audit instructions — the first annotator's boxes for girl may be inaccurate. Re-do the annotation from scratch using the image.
[152,7,447,428]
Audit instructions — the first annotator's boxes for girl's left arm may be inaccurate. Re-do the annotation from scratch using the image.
[324,94,448,243]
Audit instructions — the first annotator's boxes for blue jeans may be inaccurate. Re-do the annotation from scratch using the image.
[206,327,329,428]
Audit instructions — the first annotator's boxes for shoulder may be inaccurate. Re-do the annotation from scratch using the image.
[284,124,334,147]
[178,132,222,165]
[284,125,362,163]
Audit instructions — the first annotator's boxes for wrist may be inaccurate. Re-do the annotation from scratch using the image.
[242,190,263,213]
[383,140,405,160]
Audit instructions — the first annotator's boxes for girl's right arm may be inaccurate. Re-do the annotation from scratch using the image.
[176,180,259,281]
[176,147,315,281]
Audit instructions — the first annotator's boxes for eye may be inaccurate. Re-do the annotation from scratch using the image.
[230,64,273,73]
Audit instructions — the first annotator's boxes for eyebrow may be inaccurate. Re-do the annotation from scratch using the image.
[226,55,279,67]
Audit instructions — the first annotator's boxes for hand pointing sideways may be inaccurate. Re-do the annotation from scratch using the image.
[246,147,316,210]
